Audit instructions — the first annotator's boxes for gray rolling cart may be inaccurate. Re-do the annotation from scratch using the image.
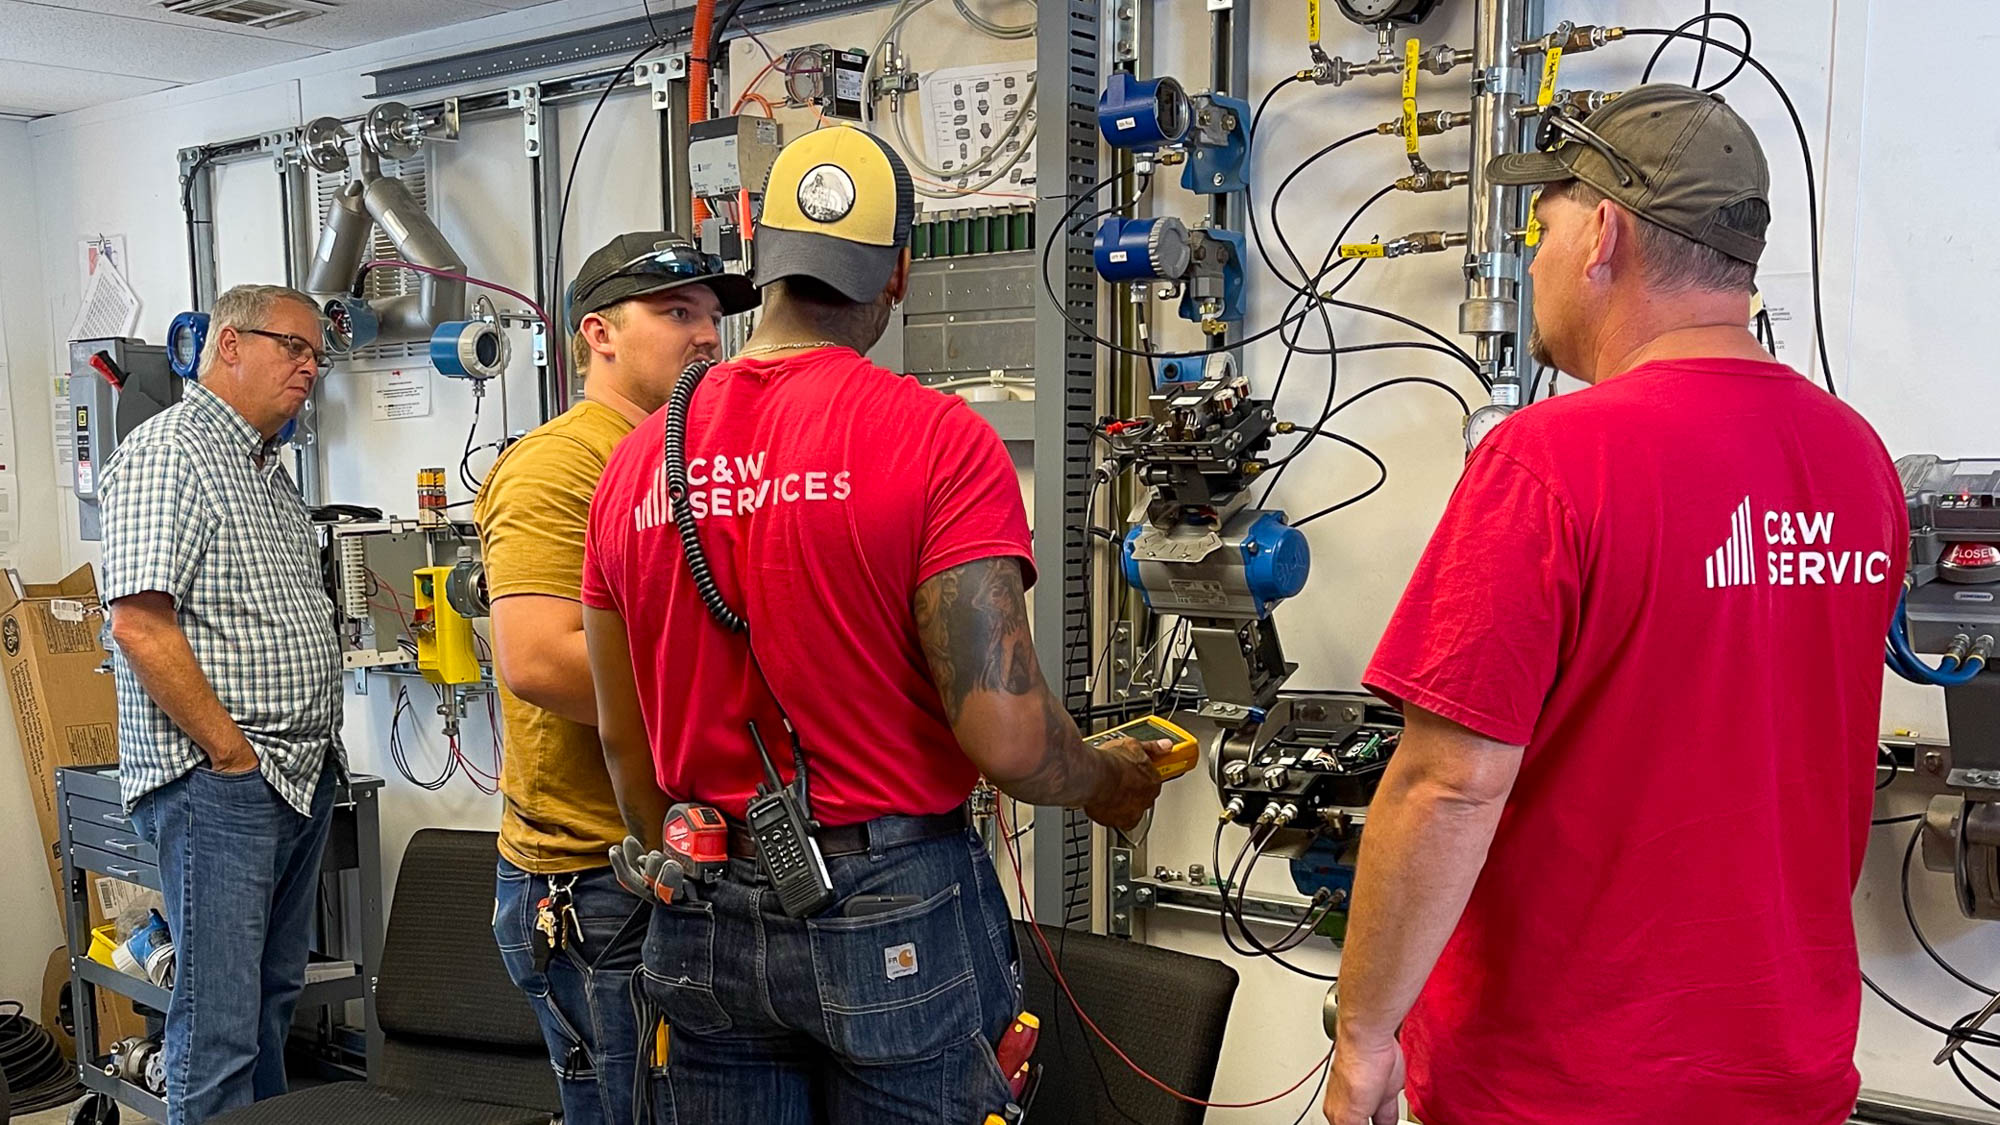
[54,765,386,1125]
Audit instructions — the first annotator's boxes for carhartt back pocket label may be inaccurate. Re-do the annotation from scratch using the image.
[885,942,918,981]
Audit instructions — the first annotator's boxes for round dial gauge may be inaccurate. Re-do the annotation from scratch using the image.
[1464,403,1514,451]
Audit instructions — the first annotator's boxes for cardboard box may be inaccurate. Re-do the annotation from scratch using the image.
[1,564,147,1048]
[2,564,119,913]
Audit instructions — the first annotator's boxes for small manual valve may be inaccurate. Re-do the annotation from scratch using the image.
[1520,22,1624,55]
[1377,109,1470,138]
[1394,170,1470,194]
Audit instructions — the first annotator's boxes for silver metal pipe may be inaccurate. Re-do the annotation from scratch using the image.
[305,180,372,296]
[361,173,467,339]
[1460,0,1538,403]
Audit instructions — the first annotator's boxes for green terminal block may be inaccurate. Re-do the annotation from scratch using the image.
[912,222,932,260]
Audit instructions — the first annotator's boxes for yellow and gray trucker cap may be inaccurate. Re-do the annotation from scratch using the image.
[1488,83,1771,265]
[756,125,916,302]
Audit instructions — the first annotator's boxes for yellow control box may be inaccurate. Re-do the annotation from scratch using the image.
[1086,715,1200,781]
[412,565,482,685]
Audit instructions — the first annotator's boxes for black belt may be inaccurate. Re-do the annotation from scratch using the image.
[726,806,971,862]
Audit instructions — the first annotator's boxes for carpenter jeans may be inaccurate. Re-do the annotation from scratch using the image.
[494,859,651,1125]
[127,760,336,1125]
[641,821,1021,1124]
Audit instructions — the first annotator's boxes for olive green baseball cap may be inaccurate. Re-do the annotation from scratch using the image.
[1489,83,1770,265]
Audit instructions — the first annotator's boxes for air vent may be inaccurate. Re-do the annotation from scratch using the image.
[157,0,336,29]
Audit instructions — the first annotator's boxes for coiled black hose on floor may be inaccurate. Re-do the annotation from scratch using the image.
[0,1000,81,1115]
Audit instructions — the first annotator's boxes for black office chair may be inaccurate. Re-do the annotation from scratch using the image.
[213,829,561,1125]
[1013,920,1239,1125]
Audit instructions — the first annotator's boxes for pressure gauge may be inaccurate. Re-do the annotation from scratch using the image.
[1464,404,1513,451]
[1334,0,1442,26]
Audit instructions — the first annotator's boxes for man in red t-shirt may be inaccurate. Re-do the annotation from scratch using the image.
[580,125,1161,1123]
[1323,85,1906,1125]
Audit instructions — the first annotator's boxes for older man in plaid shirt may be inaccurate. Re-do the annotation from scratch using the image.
[102,284,343,1125]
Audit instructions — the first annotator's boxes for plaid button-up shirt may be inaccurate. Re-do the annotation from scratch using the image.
[101,381,343,814]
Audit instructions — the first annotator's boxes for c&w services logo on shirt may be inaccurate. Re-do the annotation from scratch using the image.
[1704,496,1892,590]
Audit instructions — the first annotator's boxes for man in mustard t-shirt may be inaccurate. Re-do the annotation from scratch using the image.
[477,233,756,1125]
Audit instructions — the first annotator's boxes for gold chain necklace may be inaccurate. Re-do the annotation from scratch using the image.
[734,340,844,358]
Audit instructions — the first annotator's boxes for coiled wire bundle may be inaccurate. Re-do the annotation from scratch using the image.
[0,999,82,1116]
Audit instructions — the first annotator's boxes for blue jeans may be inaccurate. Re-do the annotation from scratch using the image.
[494,859,651,1125]
[128,760,335,1125]
[641,822,1021,1125]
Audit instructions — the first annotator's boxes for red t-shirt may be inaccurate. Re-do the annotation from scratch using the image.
[581,346,1033,825]
[1364,358,1905,1124]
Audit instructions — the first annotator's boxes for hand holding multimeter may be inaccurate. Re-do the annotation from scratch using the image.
[1078,715,1198,833]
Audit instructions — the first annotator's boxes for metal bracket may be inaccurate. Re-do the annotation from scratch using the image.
[1467,250,1522,280]
[1109,621,1138,699]
[637,55,688,111]
[1109,846,1135,938]
[1476,64,1528,98]
[257,127,302,171]
[1107,0,1140,65]
[508,85,544,157]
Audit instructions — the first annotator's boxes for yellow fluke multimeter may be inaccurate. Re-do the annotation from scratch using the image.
[1086,715,1200,781]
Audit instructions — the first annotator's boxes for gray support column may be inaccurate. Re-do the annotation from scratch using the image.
[1031,0,1104,929]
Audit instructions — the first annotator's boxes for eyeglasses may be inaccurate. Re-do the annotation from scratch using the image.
[1534,104,1651,190]
[569,241,724,321]
[243,328,332,374]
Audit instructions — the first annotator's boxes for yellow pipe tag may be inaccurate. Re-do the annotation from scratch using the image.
[1339,243,1387,259]
[1402,37,1421,155]
[1524,189,1543,248]
[1537,47,1564,107]
[1307,0,1321,45]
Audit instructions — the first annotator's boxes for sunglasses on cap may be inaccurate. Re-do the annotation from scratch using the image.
[1534,103,1652,190]
[570,241,727,316]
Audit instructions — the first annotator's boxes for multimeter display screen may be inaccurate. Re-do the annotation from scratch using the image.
[1091,718,1188,745]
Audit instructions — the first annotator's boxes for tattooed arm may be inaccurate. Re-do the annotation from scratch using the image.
[914,557,1162,830]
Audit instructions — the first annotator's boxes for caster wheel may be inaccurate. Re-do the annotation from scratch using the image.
[67,1092,119,1125]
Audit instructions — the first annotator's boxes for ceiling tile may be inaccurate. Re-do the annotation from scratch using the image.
[249,0,546,49]
[0,59,174,116]
[0,1,322,82]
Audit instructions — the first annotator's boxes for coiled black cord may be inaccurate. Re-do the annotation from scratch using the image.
[664,358,745,634]
[0,1000,81,1114]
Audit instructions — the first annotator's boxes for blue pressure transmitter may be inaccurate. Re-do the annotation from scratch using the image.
[167,311,209,379]
[1098,72,1191,152]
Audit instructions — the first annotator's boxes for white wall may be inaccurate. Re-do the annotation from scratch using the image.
[9,0,1998,1116]
[0,117,66,1010]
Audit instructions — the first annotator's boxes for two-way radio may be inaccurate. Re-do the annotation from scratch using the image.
[664,358,838,919]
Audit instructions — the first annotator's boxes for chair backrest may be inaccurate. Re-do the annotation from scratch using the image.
[373,829,560,1113]
[1013,920,1239,1125]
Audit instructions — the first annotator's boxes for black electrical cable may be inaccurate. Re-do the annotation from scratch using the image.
[1622,28,1837,397]
[1214,825,1341,982]
[1639,10,1751,94]
[0,1001,82,1113]
[1902,824,1998,997]
[1861,972,2000,1051]
[1950,1054,2000,1114]
[1692,2,1713,87]
[551,38,664,391]
[458,389,485,493]
[1877,743,1899,791]
[1260,372,1470,506]
[1289,437,1390,527]
[1265,130,1376,291]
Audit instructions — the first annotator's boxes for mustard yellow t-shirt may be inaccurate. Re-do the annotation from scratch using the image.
[474,400,635,873]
